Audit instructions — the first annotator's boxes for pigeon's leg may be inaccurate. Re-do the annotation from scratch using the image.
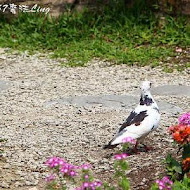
[143,144,153,152]
[132,141,139,153]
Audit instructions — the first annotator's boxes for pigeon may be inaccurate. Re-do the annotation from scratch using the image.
[103,81,160,152]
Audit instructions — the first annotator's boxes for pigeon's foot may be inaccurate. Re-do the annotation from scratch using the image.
[143,145,154,152]
[131,148,140,154]
[131,141,140,154]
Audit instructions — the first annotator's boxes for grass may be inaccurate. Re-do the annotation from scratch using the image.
[0,0,189,71]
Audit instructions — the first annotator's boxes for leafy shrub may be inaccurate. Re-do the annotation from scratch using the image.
[172,175,190,190]
[167,113,190,180]
[151,112,190,190]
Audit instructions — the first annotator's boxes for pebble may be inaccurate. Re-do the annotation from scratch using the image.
[3,163,11,169]
[29,188,38,190]
[0,181,10,188]
[15,181,23,187]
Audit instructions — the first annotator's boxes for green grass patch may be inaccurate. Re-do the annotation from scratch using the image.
[0,0,189,70]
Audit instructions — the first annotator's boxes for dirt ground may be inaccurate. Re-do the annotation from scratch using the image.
[0,49,189,190]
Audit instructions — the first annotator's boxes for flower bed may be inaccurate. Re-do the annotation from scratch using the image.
[45,113,190,190]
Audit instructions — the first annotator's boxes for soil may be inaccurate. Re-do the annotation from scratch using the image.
[0,48,189,190]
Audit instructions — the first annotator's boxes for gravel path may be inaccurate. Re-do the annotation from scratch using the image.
[0,48,189,190]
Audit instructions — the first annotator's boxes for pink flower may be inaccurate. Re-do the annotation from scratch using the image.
[45,157,77,177]
[114,153,128,160]
[59,163,77,177]
[121,153,128,159]
[162,176,172,184]
[95,181,102,187]
[166,186,172,190]
[45,157,66,168]
[114,154,122,160]
[75,180,102,190]
[45,174,55,182]
[122,137,136,144]
[84,174,89,179]
[81,164,91,170]
[83,182,89,188]
[45,156,97,186]
[155,179,160,184]
[179,113,190,125]
[155,176,173,190]
[159,186,164,190]
[69,170,76,177]
[158,181,164,187]
[59,160,65,165]
[62,168,68,173]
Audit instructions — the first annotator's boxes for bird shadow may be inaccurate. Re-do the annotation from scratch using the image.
[126,146,154,154]
[104,146,154,159]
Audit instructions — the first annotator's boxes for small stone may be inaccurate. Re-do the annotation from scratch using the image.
[175,47,183,53]
[29,187,38,190]
[0,181,10,188]
[142,178,147,182]
[15,181,23,187]
[25,181,33,186]
[3,163,11,169]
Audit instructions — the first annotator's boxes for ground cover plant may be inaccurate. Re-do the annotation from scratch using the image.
[151,112,190,190]
[45,137,135,190]
[0,0,189,70]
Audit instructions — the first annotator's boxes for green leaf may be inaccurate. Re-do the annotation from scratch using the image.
[172,175,190,190]
[150,183,159,190]
[103,182,116,190]
[165,154,183,180]
[114,169,124,178]
[182,144,190,160]
[119,177,130,190]
[119,160,129,171]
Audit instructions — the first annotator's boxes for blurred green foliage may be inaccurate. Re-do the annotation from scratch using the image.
[0,0,189,70]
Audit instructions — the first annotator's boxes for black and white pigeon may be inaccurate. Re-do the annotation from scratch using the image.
[103,81,160,152]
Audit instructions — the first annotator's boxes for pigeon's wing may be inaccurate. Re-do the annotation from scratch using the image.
[118,111,136,132]
[119,110,148,133]
[107,110,149,146]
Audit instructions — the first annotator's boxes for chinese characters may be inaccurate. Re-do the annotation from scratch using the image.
[0,3,50,14]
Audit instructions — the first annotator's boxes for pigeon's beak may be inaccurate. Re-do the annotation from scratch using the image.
[150,82,152,88]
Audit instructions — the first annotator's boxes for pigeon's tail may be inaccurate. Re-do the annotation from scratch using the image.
[103,140,118,149]
[103,144,117,149]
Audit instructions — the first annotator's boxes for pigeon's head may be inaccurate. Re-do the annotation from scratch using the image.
[141,81,152,92]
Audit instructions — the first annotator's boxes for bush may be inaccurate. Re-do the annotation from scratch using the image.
[151,112,190,190]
